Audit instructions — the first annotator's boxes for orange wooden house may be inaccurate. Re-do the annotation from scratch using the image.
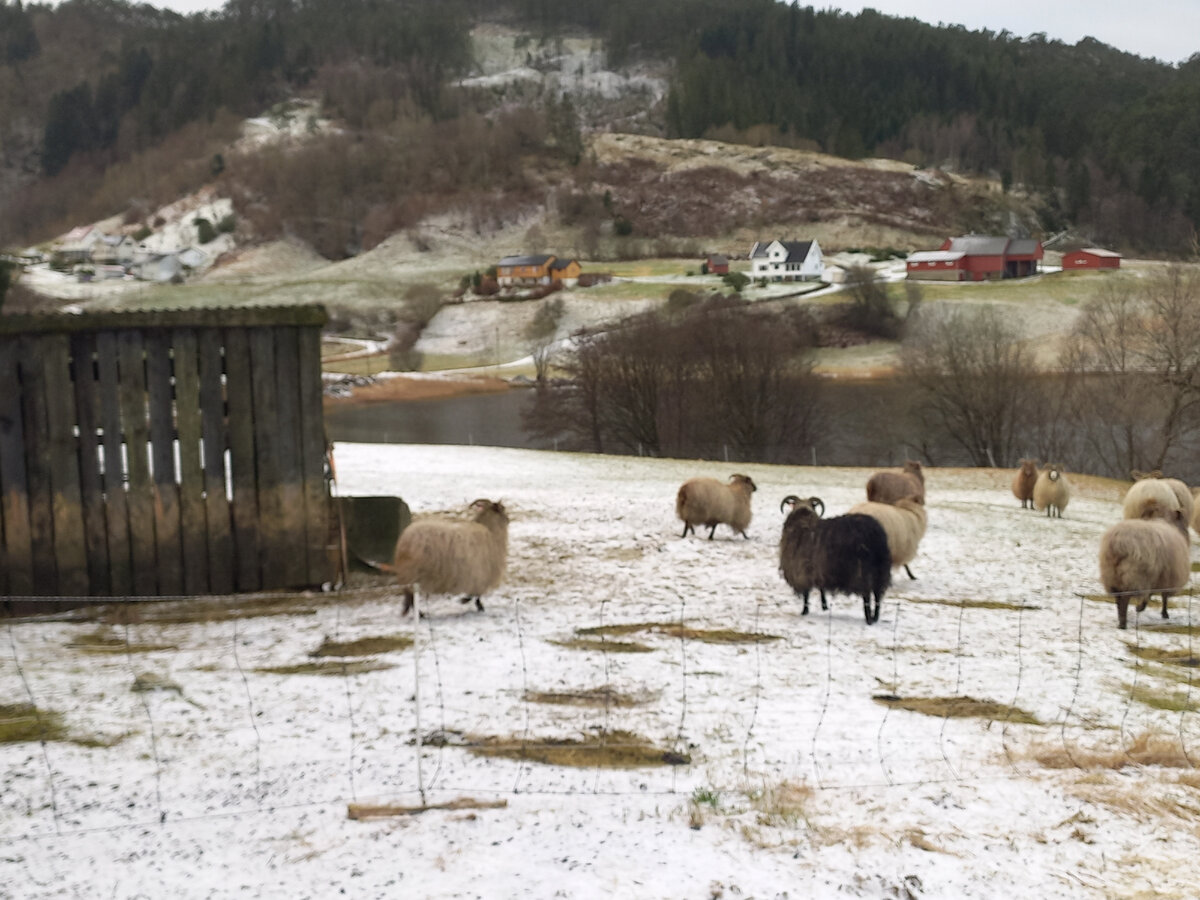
[497,254,581,287]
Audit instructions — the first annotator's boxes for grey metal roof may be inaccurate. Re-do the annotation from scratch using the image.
[779,240,813,261]
[707,254,728,265]
[498,254,554,267]
[1007,238,1041,256]
[946,235,1010,255]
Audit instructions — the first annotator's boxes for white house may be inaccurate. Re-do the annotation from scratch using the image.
[748,239,824,282]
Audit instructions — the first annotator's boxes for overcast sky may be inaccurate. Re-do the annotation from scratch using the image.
[139,0,1199,65]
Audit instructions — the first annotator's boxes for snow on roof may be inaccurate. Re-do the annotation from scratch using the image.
[907,251,965,263]
[1075,247,1122,257]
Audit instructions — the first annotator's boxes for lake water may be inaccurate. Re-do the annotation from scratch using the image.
[323,380,949,468]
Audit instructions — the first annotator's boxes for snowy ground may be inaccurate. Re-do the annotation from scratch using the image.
[3,445,1200,898]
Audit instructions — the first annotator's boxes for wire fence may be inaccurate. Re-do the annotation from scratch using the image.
[1,580,1198,845]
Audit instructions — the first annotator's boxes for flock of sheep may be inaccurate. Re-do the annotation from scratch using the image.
[387,459,1199,631]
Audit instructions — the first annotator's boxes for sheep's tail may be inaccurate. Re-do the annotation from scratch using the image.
[675,484,690,518]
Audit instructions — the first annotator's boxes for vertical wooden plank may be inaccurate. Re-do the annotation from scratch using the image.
[97,332,133,596]
[146,332,183,595]
[199,329,234,595]
[223,328,261,592]
[273,327,307,587]
[42,334,89,595]
[172,328,208,595]
[297,325,334,585]
[249,327,285,589]
[71,332,112,595]
[0,338,33,595]
[18,337,58,595]
[117,331,158,596]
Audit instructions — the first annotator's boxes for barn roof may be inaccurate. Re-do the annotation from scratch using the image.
[946,235,1011,255]
[1075,247,1122,258]
[1007,238,1042,256]
[907,251,965,263]
[707,254,728,265]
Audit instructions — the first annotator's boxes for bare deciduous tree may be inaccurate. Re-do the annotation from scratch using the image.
[899,304,1037,467]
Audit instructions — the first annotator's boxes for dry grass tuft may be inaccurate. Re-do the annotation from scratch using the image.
[1125,644,1200,667]
[256,660,396,676]
[1122,682,1200,714]
[903,597,1039,612]
[523,687,656,708]
[66,630,177,654]
[873,694,1040,724]
[464,730,690,768]
[576,622,781,644]
[547,637,655,654]
[310,635,413,657]
[0,703,124,747]
[746,780,814,829]
[1031,731,1196,770]
[90,594,332,625]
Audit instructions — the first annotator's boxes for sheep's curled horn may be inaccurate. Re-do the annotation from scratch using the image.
[780,495,824,516]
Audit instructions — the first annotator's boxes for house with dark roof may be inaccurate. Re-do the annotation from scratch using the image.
[906,235,1044,281]
[497,254,556,286]
[704,254,729,275]
[748,239,824,282]
[548,257,581,286]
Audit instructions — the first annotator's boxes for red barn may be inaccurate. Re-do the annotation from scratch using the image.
[1062,248,1121,269]
[705,254,729,275]
[907,235,1044,282]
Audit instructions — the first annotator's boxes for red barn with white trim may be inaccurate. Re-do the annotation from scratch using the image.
[1062,248,1121,269]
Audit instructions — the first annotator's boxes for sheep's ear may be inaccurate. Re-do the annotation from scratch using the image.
[810,497,825,517]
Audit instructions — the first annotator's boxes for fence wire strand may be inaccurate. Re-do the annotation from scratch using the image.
[124,622,165,824]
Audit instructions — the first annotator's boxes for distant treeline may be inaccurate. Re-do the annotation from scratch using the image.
[3,0,1200,253]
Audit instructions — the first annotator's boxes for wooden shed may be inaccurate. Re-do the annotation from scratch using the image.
[1062,248,1121,269]
[0,306,337,598]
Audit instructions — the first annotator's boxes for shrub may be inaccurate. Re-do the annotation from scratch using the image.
[133,225,152,241]
[195,218,216,244]
[721,271,750,293]
[217,213,237,234]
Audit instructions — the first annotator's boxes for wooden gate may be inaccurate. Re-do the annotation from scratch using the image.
[0,306,336,597]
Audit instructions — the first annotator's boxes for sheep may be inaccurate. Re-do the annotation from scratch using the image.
[1099,506,1191,629]
[1032,463,1071,518]
[1161,478,1194,530]
[392,499,509,616]
[846,496,927,579]
[676,474,757,540]
[778,496,892,624]
[1191,488,1200,536]
[866,460,925,504]
[1011,458,1039,509]
[1122,476,1181,521]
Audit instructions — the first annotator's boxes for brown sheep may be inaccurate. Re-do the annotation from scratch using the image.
[1011,458,1039,509]
[866,460,925,504]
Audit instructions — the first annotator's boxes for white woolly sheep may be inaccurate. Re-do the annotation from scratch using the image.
[676,474,757,540]
[1191,488,1200,536]
[1011,458,1039,509]
[1161,478,1194,529]
[1099,506,1191,629]
[1122,477,1181,521]
[846,496,927,579]
[778,496,892,624]
[1032,464,1070,518]
[392,499,509,616]
[866,460,925,504]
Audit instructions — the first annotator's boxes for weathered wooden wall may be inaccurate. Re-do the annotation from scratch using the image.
[0,307,336,596]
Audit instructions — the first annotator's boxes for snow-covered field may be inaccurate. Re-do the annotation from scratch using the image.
[4,445,1200,898]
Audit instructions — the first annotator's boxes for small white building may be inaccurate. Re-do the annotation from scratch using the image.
[748,239,824,282]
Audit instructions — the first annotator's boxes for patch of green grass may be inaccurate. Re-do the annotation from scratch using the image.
[575,622,781,644]
[547,638,655,654]
[464,730,690,768]
[523,687,656,708]
[904,597,1040,612]
[691,786,721,808]
[309,635,413,657]
[872,694,1041,725]
[256,660,396,676]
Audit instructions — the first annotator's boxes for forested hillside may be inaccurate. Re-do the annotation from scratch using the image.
[2,0,1198,255]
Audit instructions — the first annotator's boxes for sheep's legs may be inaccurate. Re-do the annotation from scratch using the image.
[904,564,916,580]
[459,595,485,612]
[681,523,694,538]
[799,590,810,615]
[863,592,881,625]
[706,524,717,540]
[402,588,415,617]
[1117,596,1129,629]
[1161,592,1172,619]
